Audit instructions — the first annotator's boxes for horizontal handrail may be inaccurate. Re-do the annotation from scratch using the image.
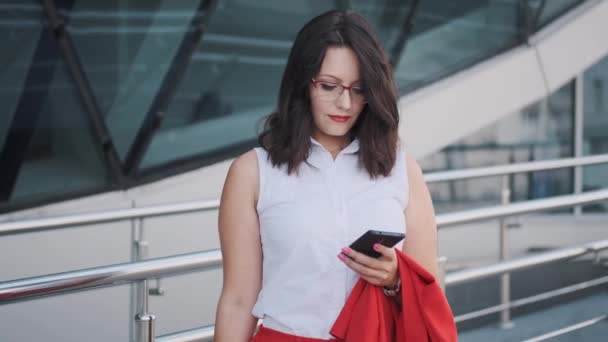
[424,153,608,183]
[1,154,607,237]
[454,275,608,322]
[436,188,608,227]
[2,236,606,305]
[1,189,606,304]
[522,314,608,342]
[0,250,221,304]
[0,156,606,342]
[445,239,608,286]
[1,239,604,341]
[146,256,608,342]
[156,326,214,342]
[155,264,608,341]
[2,187,604,237]
[161,307,608,340]
[0,199,219,236]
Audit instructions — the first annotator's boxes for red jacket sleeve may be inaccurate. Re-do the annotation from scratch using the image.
[330,250,458,341]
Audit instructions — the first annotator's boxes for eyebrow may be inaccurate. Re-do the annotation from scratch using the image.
[317,74,361,84]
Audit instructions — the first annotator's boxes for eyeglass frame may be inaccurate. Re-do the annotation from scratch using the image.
[310,78,367,104]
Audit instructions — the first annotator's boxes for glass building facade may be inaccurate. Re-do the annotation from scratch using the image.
[419,82,576,213]
[583,54,608,212]
[0,0,590,212]
[420,52,608,213]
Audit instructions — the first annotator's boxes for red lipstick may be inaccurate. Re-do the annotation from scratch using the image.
[328,115,350,123]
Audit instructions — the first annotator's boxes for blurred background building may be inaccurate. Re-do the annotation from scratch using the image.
[1,1,607,341]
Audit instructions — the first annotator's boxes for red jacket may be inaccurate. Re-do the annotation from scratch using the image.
[330,250,458,341]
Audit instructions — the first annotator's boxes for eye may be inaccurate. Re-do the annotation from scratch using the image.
[351,87,364,95]
[319,82,338,91]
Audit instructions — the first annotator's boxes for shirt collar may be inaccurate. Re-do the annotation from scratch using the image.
[310,137,360,155]
[307,137,359,169]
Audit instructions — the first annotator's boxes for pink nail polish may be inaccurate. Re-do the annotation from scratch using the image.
[337,253,346,261]
[341,247,351,255]
[373,243,381,251]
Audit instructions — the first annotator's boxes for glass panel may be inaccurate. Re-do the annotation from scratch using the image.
[419,82,575,213]
[57,0,203,160]
[0,1,113,208]
[394,0,521,92]
[350,0,412,54]
[582,54,608,212]
[140,1,335,169]
[0,2,41,154]
[139,1,530,170]
[531,0,585,29]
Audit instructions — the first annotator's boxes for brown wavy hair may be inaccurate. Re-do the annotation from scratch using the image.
[258,10,400,178]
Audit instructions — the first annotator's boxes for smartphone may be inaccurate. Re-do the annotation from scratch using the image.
[348,229,405,258]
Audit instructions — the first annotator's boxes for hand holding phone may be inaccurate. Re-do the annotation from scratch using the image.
[348,229,405,258]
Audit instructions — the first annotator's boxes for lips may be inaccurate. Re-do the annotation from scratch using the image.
[328,115,350,123]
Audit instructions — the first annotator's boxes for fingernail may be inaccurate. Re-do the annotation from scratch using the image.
[341,247,351,255]
[337,253,346,261]
[373,243,381,251]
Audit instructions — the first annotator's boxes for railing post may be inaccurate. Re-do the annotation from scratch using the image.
[499,175,514,329]
[573,73,584,215]
[438,256,448,292]
[131,217,148,341]
[134,313,156,342]
[134,279,156,342]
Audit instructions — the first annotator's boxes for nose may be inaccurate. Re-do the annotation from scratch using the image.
[336,88,352,111]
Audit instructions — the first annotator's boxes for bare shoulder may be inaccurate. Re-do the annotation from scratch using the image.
[403,152,434,216]
[224,149,260,201]
[404,153,425,188]
[229,149,258,176]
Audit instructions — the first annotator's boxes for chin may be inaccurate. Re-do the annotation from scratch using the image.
[323,127,352,137]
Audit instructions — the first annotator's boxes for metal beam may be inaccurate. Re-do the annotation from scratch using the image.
[389,0,419,68]
[40,0,125,185]
[124,0,219,175]
[0,27,56,201]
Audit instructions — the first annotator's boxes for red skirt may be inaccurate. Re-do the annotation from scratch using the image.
[250,325,336,342]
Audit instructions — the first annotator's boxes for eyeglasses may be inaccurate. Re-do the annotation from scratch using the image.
[311,78,367,104]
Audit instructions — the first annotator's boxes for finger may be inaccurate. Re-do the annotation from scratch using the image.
[340,247,384,269]
[338,253,386,279]
[372,243,397,261]
[339,254,395,287]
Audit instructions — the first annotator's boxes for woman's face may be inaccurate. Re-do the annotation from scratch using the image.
[309,46,366,144]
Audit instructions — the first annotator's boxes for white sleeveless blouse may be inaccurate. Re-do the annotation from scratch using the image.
[252,138,409,339]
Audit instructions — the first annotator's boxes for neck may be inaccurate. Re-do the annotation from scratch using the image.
[313,134,351,158]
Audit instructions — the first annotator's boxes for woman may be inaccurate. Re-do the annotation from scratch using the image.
[214,10,440,341]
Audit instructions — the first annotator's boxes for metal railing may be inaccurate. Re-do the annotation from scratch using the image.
[2,154,607,237]
[453,275,608,323]
[1,154,607,341]
[0,199,220,236]
[427,153,608,328]
[0,251,222,304]
[522,314,608,342]
[424,154,608,183]
[1,238,606,341]
[156,326,215,342]
[5,203,603,298]
[1,190,607,341]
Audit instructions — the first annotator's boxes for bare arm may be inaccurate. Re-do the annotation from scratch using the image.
[336,154,440,299]
[214,150,262,342]
[402,155,440,280]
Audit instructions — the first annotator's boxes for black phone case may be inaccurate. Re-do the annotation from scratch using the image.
[349,229,405,258]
